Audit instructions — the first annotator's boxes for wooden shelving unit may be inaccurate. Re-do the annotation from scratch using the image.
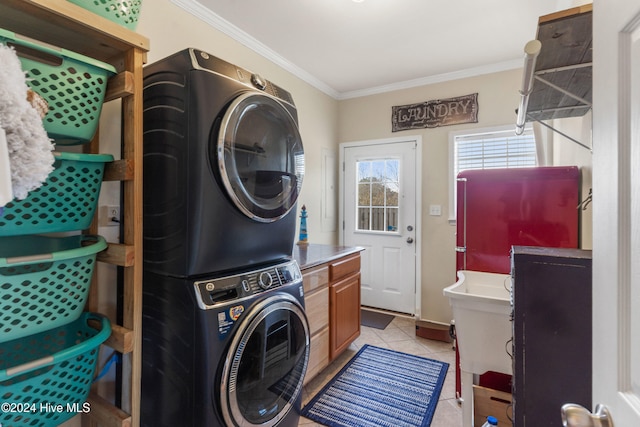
[0,1,149,426]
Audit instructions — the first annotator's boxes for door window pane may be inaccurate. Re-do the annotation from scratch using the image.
[356,159,400,232]
[358,183,371,206]
[386,207,398,231]
[371,207,385,231]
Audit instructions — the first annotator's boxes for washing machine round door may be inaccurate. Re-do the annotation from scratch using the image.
[220,294,310,427]
[217,93,305,223]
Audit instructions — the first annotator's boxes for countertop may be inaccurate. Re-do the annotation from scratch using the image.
[292,243,363,270]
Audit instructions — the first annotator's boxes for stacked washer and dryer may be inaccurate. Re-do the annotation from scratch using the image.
[140,49,309,427]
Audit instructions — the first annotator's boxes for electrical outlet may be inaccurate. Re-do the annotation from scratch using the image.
[105,205,120,226]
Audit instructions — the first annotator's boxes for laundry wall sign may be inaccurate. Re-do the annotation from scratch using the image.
[392,93,478,132]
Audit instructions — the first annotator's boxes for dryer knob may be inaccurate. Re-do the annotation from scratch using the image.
[251,73,267,90]
[258,271,273,289]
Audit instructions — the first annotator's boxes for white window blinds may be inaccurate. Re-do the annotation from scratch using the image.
[454,128,537,177]
[449,126,538,221]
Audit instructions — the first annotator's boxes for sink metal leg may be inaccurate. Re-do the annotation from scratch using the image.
[461,370,474,426]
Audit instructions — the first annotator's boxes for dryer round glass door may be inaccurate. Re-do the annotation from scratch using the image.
[220,294,310,427]
[217,93,305,223]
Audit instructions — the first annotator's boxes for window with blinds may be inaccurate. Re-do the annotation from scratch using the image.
[454,127,537,177]
[449,126,537,220]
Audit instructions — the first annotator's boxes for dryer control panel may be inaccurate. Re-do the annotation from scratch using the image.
[189,48,296,107]
[193,259,302,310]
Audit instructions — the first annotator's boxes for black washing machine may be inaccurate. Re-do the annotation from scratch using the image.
[142,48,305,277]
[141,259,309,427]
[141,50,309,426]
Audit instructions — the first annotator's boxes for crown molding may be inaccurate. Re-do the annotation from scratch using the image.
[337,59,523,100]
[171,0,522,100]
[170,0,339,98]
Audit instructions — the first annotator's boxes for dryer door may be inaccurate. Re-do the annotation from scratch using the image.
[217,93,305,223]
[220,293,310,427]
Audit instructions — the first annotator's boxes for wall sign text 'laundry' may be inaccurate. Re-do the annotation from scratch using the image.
[392,93,478,132]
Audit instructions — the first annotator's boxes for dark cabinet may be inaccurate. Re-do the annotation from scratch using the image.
[511,246,592,426]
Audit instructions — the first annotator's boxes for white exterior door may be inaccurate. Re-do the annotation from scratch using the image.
[587,0,640,425]
[340,138,420,315]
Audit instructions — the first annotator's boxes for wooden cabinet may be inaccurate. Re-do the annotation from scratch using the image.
[0,2,149,426]
[300,249,361,384]
[302,264,330,384]
[329,254,361,360]
[511,246,592,427]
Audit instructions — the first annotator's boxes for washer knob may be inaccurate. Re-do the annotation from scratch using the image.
[251,73,267,90]
[258,271,273,289]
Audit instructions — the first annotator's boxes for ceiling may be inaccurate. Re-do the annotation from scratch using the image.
[172,0,575,99]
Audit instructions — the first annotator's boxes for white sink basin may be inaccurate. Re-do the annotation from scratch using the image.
[443,270,512,375]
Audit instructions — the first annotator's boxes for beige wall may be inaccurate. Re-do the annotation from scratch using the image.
[63,3,340,425]
[338,69,528,324]
[550,114,593,249]
[59,3,594,426]
[93,0,340,348]
[97,0,594,334]
[136,0,340,245]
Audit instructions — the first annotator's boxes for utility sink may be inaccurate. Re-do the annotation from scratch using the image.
[444,270,513,427]
[444,270,512,375]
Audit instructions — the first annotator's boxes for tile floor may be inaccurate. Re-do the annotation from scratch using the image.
[299,315,463,427]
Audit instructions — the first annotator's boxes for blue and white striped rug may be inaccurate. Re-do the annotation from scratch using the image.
[301,344,449,427]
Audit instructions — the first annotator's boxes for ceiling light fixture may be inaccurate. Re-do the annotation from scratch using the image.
[352,0,365,3]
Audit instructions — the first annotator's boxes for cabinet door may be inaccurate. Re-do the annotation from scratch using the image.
[330,272,361,360]
[305,327,329,385]
[512,247,592,427]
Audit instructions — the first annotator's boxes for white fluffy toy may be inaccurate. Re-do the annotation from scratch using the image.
[0,42,54,201]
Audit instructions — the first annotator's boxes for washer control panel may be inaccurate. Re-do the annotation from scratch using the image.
[194,259,302,310]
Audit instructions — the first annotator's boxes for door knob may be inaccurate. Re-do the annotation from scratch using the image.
[406,237,414,244]
[561,403,614,427]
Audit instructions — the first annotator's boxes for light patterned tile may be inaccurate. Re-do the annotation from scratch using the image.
[387,339,432,356]
[431,398,464,427]
[416,335,456,353]
[372,325,414,343]
[439,364,459,401]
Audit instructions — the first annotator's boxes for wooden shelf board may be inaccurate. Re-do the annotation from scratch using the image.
[104,159,135,182]
[538,3,592,25]
[106,71,136,102]
[97,243,136,267]
[527,5,592,122]
[0,0,149,65]
[105,324,135,354]
[86,392,132,427]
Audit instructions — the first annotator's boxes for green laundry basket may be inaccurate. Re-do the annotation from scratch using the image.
[0,312,111,427]
[67,0,143,30]
[0,234,107,342]
[0,28,116,145]
[0,152,114,236]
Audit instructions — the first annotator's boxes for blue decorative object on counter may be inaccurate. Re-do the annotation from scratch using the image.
[298,204,308,245]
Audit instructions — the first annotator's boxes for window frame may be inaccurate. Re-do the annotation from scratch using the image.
[448,124,537,223]
[355,157,402,235]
